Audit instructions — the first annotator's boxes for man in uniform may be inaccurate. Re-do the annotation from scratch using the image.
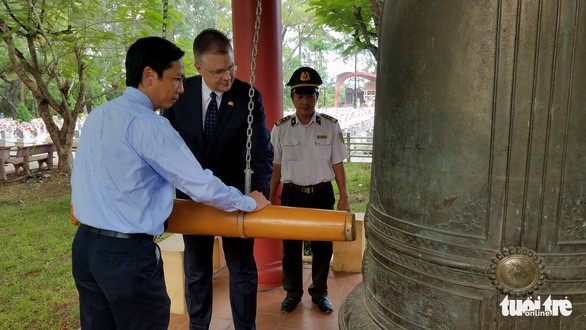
[269,66,350,314]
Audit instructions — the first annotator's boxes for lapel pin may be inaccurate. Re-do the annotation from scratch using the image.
[228,101,234,106]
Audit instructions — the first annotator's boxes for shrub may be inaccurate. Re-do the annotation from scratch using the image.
[15,102,33,123]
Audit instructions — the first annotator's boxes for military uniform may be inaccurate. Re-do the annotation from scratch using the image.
[272,113,348,186]
[270,67,349,314]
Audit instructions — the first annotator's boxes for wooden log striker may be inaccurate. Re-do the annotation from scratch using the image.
[166,199,355,241]
[71,199,356,242]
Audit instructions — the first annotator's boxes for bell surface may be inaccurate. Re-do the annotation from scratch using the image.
[340,0,586,329]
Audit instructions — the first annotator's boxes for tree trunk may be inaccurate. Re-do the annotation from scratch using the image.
[37,100,75,173]
[0,77,20,119]
[55,144,74,173]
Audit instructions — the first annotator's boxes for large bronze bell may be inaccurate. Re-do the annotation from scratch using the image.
[340,1,586,328]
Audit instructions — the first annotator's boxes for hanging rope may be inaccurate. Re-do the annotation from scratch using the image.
[162,0,169,39]
[243,0,263,194]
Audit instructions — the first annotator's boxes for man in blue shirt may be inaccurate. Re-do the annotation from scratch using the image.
[71,36,269,330]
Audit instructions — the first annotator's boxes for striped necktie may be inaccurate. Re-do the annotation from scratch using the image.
[204,92,218,143]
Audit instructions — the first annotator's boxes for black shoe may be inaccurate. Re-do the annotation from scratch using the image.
[312,296,333,313]
[281,296,301,313]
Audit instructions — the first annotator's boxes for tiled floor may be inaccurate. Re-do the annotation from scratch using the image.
[168,263,363,330]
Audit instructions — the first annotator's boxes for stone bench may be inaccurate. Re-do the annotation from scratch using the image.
[5,142,54,177]
[0,145,12,180]
[159,214,365,314]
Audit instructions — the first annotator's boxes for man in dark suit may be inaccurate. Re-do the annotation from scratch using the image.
[162,29,273,330]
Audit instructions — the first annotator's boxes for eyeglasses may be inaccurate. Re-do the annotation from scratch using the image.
[198,63,238,78]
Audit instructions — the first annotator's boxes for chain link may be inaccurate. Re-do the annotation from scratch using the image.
[244,0,263,194]
[162,0,169,39]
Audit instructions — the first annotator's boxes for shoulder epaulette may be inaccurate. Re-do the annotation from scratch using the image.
[320,113,338,123]
[275,115,293,126]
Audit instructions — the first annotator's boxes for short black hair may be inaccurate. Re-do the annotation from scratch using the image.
[193,28,232,63]
[125,36,185,88]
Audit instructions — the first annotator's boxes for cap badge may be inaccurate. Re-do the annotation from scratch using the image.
[300,71,311,81]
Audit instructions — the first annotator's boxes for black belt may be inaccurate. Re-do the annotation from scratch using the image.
[284,182,331,194]
[80,223,154,241]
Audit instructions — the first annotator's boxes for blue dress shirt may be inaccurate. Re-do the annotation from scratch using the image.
[71,87,256,235]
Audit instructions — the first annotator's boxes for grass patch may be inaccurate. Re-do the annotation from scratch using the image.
[337,162,371,213]
[0,172,79,329]
[0,162,371,328]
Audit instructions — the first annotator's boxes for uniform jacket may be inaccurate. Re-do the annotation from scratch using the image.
[162,76,273,198]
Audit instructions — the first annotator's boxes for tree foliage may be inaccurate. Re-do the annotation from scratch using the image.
[15,102,33,122]
[281,0,343,109]
[0,0,379,176]
[308,0,382,61]
[0,0,171,172]
[169,0,232,76]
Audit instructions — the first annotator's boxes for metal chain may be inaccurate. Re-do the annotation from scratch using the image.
[244,0,262,194]
[162,0,169,39]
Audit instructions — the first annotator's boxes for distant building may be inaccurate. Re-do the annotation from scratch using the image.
[362,81,376,107]
[334,72,376,107]
[344,87,364,107]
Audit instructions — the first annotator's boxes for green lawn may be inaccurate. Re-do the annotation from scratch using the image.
[337,162,371,213]
[0,162,371,328]
[0,174,79,329]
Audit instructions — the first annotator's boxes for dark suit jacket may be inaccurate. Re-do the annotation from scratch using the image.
[163,76,273,199]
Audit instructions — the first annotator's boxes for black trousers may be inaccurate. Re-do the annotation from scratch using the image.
[183,234,257,330]
[71,226,169,330]
[280,182,335,300]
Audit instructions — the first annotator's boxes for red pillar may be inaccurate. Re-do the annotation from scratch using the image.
[232,0,283,289]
